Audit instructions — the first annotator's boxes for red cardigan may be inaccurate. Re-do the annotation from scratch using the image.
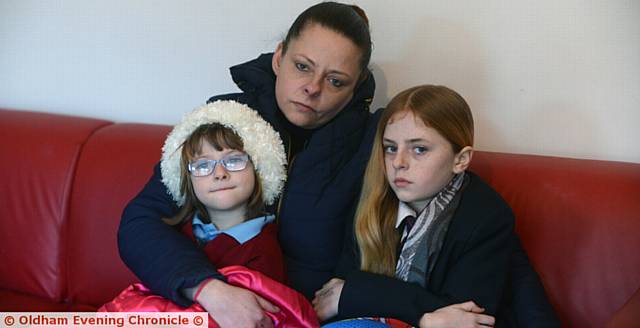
[181,221,286,283]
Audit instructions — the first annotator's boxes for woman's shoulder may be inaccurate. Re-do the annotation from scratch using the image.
[206,53,277,110]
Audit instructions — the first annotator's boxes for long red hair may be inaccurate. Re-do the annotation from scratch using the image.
[355,85,474,275]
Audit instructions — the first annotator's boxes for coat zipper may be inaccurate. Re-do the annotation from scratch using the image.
[276,135,296,223]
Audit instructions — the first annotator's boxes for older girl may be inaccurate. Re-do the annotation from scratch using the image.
[314,85,513,328]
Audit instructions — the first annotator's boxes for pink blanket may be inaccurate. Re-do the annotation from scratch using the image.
[100,265,319,328]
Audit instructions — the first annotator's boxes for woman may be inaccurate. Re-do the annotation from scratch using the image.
[119,2,376,327]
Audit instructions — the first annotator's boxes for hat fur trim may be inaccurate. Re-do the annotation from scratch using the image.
[160,100,287,206]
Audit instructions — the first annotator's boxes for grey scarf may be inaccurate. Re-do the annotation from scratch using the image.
[395,173,467,287]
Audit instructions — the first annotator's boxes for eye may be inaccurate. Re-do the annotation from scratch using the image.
[328,77,344,88]
[189,159,214,176]
[225,156,244,164]
[222,153,249,171]
[194,160,211,170]
[225,156,245,165]
[295,62,309,72]
[383,145,397,154]
[413,146,428,154]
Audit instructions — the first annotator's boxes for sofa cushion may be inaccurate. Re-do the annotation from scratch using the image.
[605,286,640,327]
[0,289,98,312]
[66,123,171,307]
[0,109,110,304]
[0,290,70,311]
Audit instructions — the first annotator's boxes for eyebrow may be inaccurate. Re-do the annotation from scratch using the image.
[383,138,429,144]
[408,138,429,143]
[193,149,242,159]
[296,54,352,79]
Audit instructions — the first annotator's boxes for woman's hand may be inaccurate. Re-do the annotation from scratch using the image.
[419,301,495,328]
[312,278,345,321]
[195,279,279,328]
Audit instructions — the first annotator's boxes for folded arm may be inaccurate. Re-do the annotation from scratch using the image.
[337,205,514,326]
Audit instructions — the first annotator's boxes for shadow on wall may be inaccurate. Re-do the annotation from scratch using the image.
[369,63,388,112]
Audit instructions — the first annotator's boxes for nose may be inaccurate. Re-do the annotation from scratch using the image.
[392,150,408,170]
[304,75,322,97]
[212,162,229,180]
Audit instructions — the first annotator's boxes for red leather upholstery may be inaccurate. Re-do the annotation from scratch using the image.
[0,109,110,305]
[605,286,640,327]
[1,108,638,327]
[66,123,171,306]
[471,151,640,328]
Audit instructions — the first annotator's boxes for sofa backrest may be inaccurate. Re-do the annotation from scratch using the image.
[66,123,171,306]
[1,108,172,308]
[471,151,640,328]
[0,109,110,302]
[2,108,639,326]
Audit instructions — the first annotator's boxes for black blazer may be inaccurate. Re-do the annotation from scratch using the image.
[338,172,514,326]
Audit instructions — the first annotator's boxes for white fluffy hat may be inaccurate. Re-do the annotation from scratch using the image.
[160,100,287,206]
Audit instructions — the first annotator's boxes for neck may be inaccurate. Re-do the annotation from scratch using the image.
[408,198,432,214]
[207,206,248,230]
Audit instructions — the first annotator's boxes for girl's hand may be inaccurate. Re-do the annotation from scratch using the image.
[196,279,279,328]
[419,301,495,328]
[312,278,345,321]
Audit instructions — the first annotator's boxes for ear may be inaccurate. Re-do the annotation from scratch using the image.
[452,146,473,174]
[272,42,284,76]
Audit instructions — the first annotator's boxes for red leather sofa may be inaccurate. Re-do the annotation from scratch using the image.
[1,108,638,327]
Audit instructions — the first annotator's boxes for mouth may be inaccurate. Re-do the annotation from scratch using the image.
[393,178,411,187]
[292,101,316,113]
[210,186,235,193]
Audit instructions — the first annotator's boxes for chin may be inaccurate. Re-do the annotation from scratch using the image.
[292,117,317,129]
[282,109,315,129]
[396,192,419,204]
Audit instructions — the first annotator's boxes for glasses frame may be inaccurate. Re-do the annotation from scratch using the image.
[188,153,250,177]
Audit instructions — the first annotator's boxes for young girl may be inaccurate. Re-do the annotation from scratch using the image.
[314,85,513,328]
[101,100,318,327]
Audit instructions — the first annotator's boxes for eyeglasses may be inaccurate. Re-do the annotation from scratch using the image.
[188,153,250,177]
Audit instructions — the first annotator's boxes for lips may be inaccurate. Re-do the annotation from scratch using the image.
[210,186,235,193]
[292,101,316,113]
[394,178,411,188]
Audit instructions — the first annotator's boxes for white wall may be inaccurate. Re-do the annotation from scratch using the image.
[2,0,639,163]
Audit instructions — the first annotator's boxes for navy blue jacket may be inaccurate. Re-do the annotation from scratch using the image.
[118,53,380,304]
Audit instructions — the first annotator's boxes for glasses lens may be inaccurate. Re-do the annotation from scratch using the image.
[189,159,214,177]
[222,154,249,171]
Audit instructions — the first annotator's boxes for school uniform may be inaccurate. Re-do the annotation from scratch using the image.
[337,173,514,326]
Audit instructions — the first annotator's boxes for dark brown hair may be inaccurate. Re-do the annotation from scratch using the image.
[282,2,372,80]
